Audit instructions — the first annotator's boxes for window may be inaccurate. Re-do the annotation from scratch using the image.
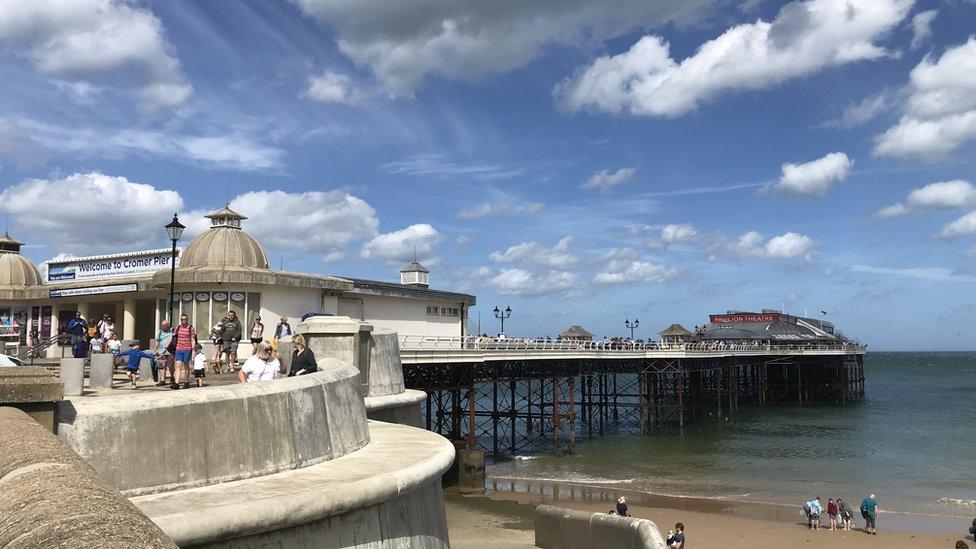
[440,307,459,316]
[426,306,439,315]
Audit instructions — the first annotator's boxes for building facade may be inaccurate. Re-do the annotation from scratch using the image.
[0,208,475,357]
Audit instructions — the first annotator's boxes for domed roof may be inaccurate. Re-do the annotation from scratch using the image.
[0,233,41,288]
[180,206,269,269]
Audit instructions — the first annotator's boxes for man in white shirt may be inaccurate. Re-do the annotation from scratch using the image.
[238,342,280,383]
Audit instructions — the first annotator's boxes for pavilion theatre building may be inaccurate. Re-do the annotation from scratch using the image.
[0,207,474,357]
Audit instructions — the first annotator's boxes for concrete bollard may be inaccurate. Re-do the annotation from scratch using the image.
[89,354,115,389]
[277,341,293,374]
[457,449,486,495]
[139,357,154,382]
[60,358,85,396]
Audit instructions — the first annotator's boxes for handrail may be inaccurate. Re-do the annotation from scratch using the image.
[398,335,866,354]
[18,333,72,360]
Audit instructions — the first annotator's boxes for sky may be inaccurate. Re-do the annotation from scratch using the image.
[0,0,975,350]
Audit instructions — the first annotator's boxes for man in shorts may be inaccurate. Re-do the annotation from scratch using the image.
[171,314,197,390]
[804,497,823,530]
[221,310,243,371]
[860,493,878,535]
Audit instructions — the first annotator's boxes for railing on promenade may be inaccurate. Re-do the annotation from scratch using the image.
[398,335,866,354]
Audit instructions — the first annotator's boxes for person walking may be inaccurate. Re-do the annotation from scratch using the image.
[222,310,243,371]
[191,343,206,387]
[666,523,685,548]
[86,320,99,352]
[153,319,174,386]
[66,312,88,358]
[249,315,264,354]
[98,314,115,343]
[287,334,317,376]
[827,497,839,531]
[238,342,279,383]
[116,342,155,389]
[273,315,292,356]
[804,497,823,530]
[171,314,197,390]
[838,497,854,531]
[210,317,226,373]
[860,493,878,535]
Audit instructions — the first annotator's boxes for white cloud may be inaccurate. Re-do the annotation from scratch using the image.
[16,118,284,172]
[907,180,976,209]
[874,38,976,159]
[455,235,472,248]
[875,180,976,219]
[940,211,976,239]
[593,259,679,284]
[360,223,442,262]
[581,167,637,194]
[645,223,699,250]
[228,190,379,258]
[968,245,976,261]
[874,203,909,219]
[520,202,544,215]
[775,152,852,196]
[852,264,976,282]
[489,268,578,298]
[822,92,891,128]
[489,236,579,268]
[380,154,521,180]
[909,9,937,50]
[730,231,816,260]
[292,0,711,96]
[458,202,510,219]
[305,71,356,103]
[0,172,183,254]
[0,0,192,109]
[556,0,911,117]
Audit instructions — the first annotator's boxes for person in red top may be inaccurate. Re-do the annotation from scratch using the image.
[171,313,197,390]
[827,498,839,531]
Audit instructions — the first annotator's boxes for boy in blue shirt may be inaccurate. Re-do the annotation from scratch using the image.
[117,342,155,389]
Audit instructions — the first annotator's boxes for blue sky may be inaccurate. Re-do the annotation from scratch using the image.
[1,0,975,350]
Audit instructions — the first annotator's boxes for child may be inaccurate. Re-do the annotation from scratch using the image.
[192,343,206,387]
[827,498,839,531]
[116,342,155,389]
[106,333,122,354]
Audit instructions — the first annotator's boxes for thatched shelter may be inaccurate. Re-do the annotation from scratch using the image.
[559,325,594,341]
[659,323,694,343]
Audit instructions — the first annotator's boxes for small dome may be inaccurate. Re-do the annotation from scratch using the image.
[180,207,269,269]
[400,260,429,274]
[0,233,41,288]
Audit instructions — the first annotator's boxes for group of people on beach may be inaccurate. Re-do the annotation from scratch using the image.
[803,493,878,535]
[611,497,686,548]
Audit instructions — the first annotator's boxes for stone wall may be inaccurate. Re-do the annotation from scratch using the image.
[0,406,176,548]
[366,329,406,397]
[55,359,369,496]
[534,504,667,549]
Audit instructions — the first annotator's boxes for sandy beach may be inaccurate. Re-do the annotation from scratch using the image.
[444,486,973,548]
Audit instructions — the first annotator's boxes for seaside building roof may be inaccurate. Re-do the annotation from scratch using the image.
[659,323,694,337]
[559,325,594,340]
[699,310,839,342]
[0,232,42,296]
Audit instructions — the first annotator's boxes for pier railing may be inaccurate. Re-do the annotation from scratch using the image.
[398,335,865,354]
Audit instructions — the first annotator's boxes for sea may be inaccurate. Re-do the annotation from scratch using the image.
[488,352,976,523]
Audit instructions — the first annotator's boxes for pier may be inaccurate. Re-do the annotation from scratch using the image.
[400,337,866,456]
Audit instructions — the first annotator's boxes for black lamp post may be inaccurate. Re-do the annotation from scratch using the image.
[625,318,639,339]
[493,305,512,335]
[164,214,185,324]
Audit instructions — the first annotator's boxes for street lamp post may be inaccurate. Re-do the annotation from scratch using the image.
[625,318,639,339]
[493,305,512,336]
[164,214,185,324]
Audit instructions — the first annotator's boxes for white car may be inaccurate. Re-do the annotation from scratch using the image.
[0,353,23,367]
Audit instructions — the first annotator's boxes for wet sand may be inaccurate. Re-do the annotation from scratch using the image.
[444,483,974,548]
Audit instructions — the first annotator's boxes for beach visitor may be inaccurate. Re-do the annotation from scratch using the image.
[838,498,854,531]
[67,312,88,358]
[171,314,197,390]
[117,342,155,389]
[666,522,685,548]
[273,315,292,355]
[860,493,878,535]
[106,333,122,355]
[153,320,174,386]
[804,497,823,530]
[222,310,243,371]
[238,342,279,383]
[191,343,206,387]
[86,320,99,350]
[99,315,115,343]
[249,315,264,354]
[616,496,630,517]
[827,497,839,531]
[210,317,226,373]
[287,334,317,376]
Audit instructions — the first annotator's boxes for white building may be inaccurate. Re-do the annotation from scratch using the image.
[0,207,475,356]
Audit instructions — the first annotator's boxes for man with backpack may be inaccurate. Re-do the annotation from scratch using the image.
[171,313,197,390]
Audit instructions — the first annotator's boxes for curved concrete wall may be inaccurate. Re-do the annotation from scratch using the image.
[0,407,176,548]
[534,505,667,549]
[55,359,369,496]
[365,389,425,428]
[367,329,406,397]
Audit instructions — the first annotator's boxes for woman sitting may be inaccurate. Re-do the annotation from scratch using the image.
[238,342,280,383]
[288,334,318,376]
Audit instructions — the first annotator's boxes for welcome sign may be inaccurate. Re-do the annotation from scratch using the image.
[46,249,181,282]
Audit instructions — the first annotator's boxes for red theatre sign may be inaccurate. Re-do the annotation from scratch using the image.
[709,313,780,324]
